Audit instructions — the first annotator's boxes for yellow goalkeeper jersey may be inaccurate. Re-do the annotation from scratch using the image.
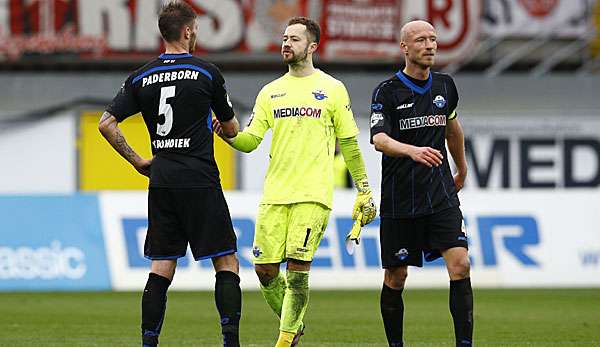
[246,69,359,208]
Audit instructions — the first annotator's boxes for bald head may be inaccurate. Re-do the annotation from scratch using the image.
[399,20,437,71]
[400,20,435,43]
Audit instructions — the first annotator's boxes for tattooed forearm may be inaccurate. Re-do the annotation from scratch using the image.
[114,129,138,162]
[98,111,141,165]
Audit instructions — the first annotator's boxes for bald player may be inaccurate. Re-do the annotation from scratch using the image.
[370,20,473,347]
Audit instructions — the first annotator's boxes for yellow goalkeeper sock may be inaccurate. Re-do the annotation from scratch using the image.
[260,272,287,318]
[274,331,295,347]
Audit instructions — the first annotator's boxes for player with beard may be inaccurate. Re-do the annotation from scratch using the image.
[370,20,473,347]
[98,1,242,346]
[214,16,377,347]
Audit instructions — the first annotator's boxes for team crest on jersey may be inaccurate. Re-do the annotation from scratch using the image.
[312,90,327,100]
[370,112,384,128]
[252,246,262,258]
[433,95,446,108]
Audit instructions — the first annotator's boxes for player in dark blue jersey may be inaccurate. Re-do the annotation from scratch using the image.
[98,2,241,346]
[370,20,473,347]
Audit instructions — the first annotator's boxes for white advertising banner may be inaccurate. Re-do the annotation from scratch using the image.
[481,0,593,38]
[0,112,77,194]
[460,116,600,191]
[99,190,600,290]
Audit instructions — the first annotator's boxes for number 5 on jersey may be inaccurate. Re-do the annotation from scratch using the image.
[157,86,175,136]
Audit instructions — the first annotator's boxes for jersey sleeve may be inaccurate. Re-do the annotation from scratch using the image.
[210,66,235,122]
[106,75,140,122]
[245,87,272,139]
[447,76,459,120]
[370,82,393,142]
[332,81,359,139]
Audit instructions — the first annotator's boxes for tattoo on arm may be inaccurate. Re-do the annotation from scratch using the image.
[114,129,138,162]
[99,111,141,165]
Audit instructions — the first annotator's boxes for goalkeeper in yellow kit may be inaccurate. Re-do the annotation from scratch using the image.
[214,16,376,347]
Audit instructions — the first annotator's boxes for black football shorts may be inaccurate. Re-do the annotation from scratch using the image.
[380,206,468,268]
[145,188,237,261]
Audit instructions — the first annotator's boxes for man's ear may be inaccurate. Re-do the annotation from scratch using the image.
[184,26,191,40]
[309,42,319,54]
[400,41,408,55]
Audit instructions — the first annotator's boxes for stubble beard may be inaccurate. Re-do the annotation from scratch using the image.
[285,45,309,68]
[409,54,434,70]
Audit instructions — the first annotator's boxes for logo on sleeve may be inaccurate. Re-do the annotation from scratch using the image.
[433,95,446,108]
[370,112,384,128]
[312,90,327,100]
[371,103,383,111]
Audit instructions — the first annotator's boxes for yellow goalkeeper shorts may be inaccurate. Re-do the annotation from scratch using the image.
[252,202,331,264]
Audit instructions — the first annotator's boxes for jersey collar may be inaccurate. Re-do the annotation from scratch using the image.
[395,70,432,95]
[159,53,193,59]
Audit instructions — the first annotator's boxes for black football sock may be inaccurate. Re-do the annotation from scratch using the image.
[381,284,404,347]
[450,277,474,347]
[141,272,171,347]
[215,271,242,347]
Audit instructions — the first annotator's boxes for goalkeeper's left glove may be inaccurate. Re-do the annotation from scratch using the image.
[352,180,377,226]
[345,211,363,254]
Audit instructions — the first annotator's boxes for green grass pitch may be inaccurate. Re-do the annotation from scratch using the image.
[1,289,599,346]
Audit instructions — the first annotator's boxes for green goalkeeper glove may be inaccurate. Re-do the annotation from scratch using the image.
[353,181,377,226]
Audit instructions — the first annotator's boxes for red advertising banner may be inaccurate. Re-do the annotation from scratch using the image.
[0,0,480,65]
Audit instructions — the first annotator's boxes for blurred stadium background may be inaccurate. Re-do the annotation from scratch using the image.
[1,0,600,346]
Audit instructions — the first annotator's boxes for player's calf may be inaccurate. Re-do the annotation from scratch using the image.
[141,272,171,347]
[215,270,242,347]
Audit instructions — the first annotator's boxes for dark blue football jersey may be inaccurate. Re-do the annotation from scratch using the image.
[106,53,234,188]
[370,71,460,218]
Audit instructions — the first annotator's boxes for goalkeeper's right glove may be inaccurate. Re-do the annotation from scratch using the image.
[352,180,377,226]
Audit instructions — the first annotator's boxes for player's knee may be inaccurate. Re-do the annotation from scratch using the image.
[212,253,239,274]
[448,257,470,279]
[151,260,177,281]
[255,264,278,286]
[287,259,311,272]
[384,267,408,289]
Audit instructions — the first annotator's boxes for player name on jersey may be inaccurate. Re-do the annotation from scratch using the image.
[152,138,191,149]
[142,70,200,87]
[273,107,322,119]
[399,114,446,130]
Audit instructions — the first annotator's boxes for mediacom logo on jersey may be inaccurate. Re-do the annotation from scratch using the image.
[399,115,446,130]
[273,107,322,119]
